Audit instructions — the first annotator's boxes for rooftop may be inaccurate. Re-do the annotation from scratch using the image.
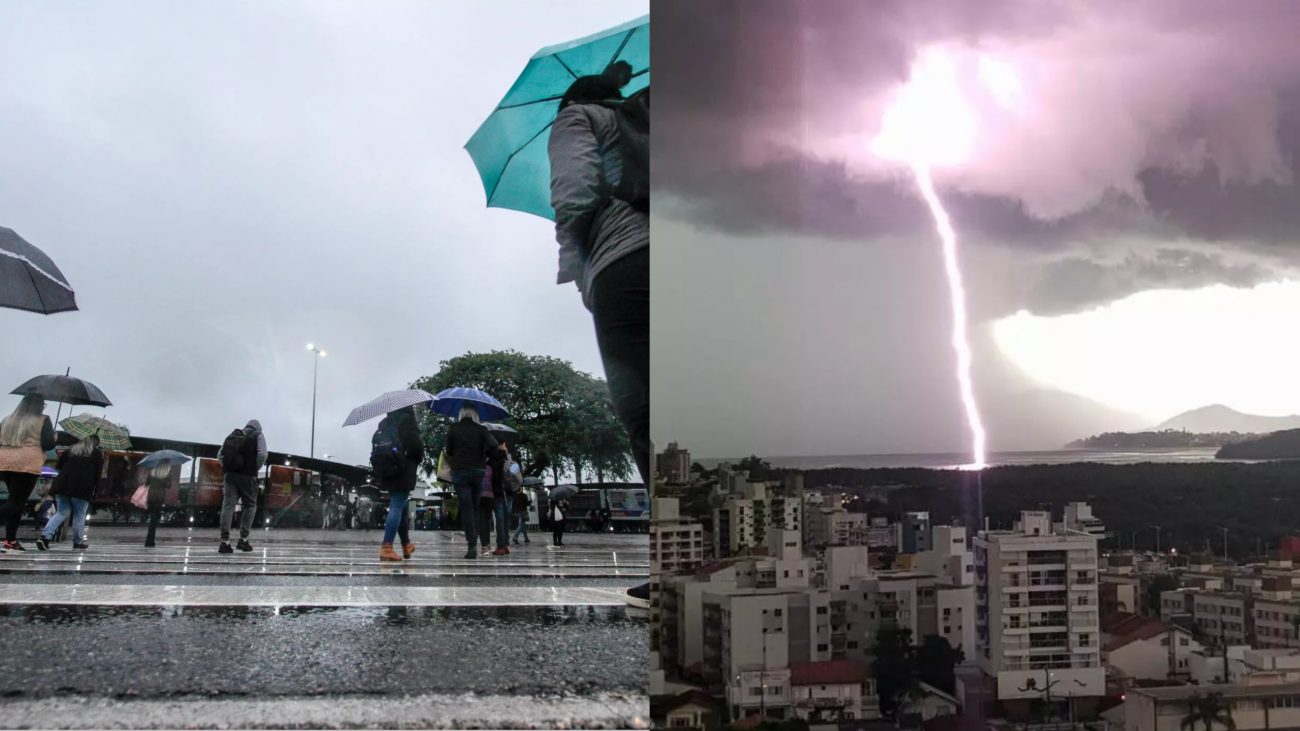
[1134,682,1300,702]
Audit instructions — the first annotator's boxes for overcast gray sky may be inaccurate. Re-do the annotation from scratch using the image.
[0,0,646,465]
[652,0,1300,459]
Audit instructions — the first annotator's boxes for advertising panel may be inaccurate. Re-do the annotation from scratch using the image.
[195,458,225,508]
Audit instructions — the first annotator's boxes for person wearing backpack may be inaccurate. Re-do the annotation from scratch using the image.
[548,62,650,486]
[371,406,424,562]
[216,419,266,554]
[444,405,499,560]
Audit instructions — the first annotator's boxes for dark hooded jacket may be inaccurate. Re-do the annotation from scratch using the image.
[375,410,425,493]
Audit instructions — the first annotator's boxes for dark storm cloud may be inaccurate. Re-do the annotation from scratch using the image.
[1023,248,1280,316]
[653,0,1300,282]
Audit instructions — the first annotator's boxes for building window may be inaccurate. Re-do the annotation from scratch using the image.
[818,644,829,652]
[775,609,783,617]
[1080,633,1091,647]
[817,607,828,615]
[1180,637,1190,646]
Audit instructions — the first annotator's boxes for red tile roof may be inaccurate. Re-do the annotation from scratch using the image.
[790,660,869,686]
[1103,611,1177,651]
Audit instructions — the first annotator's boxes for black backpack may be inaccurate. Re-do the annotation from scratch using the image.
[370,419,406,481]
[610,87,648,213]
[221,428,250,473]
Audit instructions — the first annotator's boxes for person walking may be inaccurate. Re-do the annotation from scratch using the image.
[143,463,169,547]
[35,434,101,551]
[512,488,531,546]
[371,406,424,562]
[477,465,494,554]
[548,63,650,484]
[444,405,498,560]
[550,497,569,547]
[0,396,56,552]
[489,442,511,556]
[217,419,266,553]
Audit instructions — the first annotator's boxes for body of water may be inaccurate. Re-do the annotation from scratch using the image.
[699,448,1230,471]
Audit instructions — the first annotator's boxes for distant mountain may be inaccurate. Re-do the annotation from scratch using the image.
[987,389,1147,451]
[1217,429,1300,460]
[1156,405,1300,434]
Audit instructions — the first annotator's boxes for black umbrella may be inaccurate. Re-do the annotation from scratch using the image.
[484,421,518,446]
[11,375,111,407]
[0,227,77,315]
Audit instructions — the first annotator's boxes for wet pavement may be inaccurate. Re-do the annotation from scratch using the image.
[0,526,650,728]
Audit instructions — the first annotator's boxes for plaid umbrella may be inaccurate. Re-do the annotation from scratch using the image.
[59,414,131,450]
[0,227,77,315]
[342,389,437,427]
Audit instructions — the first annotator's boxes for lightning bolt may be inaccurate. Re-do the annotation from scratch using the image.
[911,164,986,470]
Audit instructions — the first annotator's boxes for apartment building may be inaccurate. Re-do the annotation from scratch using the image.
[974,510,1105,702]
[652,497,706,574]
[1125,682,1300,731]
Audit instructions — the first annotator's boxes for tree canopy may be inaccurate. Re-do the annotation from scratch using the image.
[411,350,632,483]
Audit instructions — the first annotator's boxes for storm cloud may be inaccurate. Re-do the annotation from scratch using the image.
[654,0,1300,282]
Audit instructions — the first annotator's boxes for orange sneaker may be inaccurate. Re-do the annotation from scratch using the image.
[379,543,401,562]
[402,543,416,559]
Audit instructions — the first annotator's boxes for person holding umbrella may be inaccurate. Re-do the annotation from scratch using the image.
[443,403,499,560]
[135,450,189,548]
[551,496,569,548]
[35,434,101,551]
[142,463,171,548]
[372,406,424,562]
[0,395,56,551]
[548,63,650,485]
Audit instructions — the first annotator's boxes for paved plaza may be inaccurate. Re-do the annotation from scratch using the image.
[0,526,650,729]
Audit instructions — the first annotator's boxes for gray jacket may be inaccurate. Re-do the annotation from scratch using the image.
[217,419,268,472]
[548,102,648,309]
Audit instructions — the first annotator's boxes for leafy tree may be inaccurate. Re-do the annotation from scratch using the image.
[873,628,915,717]
[411,350,629,482]
[915,635,964,695]
[1146,575,1180,617]
[568,372,634,483]
[1180,692,1236,731]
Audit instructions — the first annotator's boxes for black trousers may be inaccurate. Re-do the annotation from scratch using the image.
[589,248,650,484]
[145,502,161,545]
[552,521,565,546]
[0,472,38,541]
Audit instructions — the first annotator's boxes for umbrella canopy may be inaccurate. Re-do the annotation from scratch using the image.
[11,374,111,407]
[464,15,649,220]
[483,422,518,434]
[428,387,510,422]
[59,415,131,451]
[138,450,190,468]
[0,227,77,315]
[549,484,578,500]
[342,389,437,427]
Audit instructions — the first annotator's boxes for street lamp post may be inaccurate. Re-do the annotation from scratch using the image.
[307,344,327,459]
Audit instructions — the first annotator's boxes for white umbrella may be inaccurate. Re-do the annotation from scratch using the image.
[342,389,437,427]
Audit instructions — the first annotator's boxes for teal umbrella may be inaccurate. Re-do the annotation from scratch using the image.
[465,15,649,221]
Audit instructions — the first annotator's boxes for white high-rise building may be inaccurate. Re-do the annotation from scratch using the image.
[1058,502,1106,541]
[651,498,705,574]
[975,510,1105,703]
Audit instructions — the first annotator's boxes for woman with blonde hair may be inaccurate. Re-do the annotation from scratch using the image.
[36,434,102,551]
[0,395,56,551]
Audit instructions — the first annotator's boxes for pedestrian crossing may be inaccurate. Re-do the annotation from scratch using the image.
[0,527,648,607]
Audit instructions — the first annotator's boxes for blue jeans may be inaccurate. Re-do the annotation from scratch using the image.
[493,494,512,549]
[514,506,529,541]
[382,491,411,545]
[43,496,89,545]
[451,469,484,549]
